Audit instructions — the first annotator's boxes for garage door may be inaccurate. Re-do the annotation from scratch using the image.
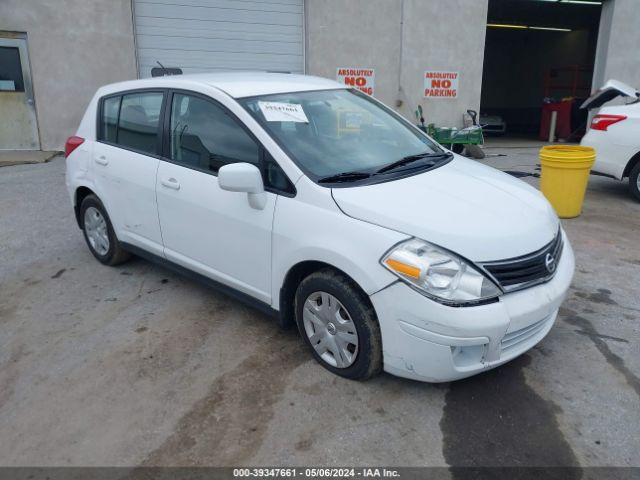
[133,0,304,78]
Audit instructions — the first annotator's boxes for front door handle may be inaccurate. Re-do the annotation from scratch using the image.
[95,155,108,166]
[160,177,181,190]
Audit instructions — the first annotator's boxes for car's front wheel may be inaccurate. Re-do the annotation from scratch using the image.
[294,269,382,380]
[80,194,131,265]
[629,162,640,202]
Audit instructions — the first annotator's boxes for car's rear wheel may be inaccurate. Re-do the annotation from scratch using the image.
[80,194,131,265]
[294,269,382,380]
[629,162,640,202]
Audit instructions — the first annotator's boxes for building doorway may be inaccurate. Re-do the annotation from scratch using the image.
[480,0,602,144]
[0,32,40,150]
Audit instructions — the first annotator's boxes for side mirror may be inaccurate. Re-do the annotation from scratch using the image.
[218,162,266,210]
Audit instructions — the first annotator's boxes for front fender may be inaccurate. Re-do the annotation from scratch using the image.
[271,194,408,309]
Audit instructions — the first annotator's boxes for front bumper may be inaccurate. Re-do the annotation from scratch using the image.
[370,234,575,382]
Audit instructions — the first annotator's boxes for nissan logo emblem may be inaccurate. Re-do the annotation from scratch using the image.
[545,253,556,273]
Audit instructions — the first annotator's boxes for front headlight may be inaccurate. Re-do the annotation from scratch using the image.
[381,238,502,306]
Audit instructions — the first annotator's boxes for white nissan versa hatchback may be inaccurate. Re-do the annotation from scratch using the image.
[65,73,574,382]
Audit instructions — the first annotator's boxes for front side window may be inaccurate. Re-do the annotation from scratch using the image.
[116,92,163,155]
[264,150,295,194]
[240,89,446,183]
[169,93,259,173]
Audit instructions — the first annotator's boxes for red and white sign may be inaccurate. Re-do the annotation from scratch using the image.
[424,71,459,99]
[337,68,375,96]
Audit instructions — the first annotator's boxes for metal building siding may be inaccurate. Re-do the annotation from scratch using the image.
[133,0,304,78]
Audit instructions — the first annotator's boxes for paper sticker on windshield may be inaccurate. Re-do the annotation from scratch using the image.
[258,101,309,123]
[344,112,363,129]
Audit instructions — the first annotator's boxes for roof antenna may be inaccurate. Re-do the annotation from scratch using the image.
[151,61,182,77]
[157,61,169,76]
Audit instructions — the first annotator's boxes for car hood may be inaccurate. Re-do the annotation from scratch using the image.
[331,157,559,262]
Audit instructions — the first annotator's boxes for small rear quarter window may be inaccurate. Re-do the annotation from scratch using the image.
[101,96,120,143]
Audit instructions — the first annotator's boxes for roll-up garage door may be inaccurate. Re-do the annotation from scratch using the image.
[133,0,304,78]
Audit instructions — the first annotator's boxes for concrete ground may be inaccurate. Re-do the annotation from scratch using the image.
[0,150,59,167]
[0,151,638,471]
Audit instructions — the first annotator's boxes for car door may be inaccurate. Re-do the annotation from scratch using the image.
[92,90,165,256]
[156,91,277,304]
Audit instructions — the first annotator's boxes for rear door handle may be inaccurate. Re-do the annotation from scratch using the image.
[160,177,180,190]
[94,155,108,166]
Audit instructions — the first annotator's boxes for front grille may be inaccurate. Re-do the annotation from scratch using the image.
[500,316,552,356]
[481,229,563,292]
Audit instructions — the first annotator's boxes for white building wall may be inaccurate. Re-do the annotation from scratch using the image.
[305,0,489,128]
[592,0,640,94]
[0,0,137,151]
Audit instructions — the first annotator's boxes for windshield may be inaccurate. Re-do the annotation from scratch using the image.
[239,89,444,181]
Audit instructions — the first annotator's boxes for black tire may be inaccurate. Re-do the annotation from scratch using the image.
[629,162,640,202]
[294,269,382,380]
[451,143,465,154]
[80,194,131,266]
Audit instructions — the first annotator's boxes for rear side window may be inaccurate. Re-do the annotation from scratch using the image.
[118,92,163,155]
[98,91,163,156]
[101,96,120,143]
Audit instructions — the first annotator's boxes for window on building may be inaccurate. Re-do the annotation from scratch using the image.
[117,92,163,155]
[169,93,259,173]
[0,47,25,92]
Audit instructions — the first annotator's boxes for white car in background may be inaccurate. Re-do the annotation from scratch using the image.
[581,80,640,201]
[65,73,574,382]
[479,113,507,135]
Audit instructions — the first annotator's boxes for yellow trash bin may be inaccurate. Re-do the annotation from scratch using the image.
[539,145,596,219]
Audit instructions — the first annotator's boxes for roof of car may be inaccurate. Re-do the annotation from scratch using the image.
[101,72,346,99]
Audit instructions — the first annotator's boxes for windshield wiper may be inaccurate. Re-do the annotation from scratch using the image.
[318,171,372,184]
[375,152,451,175]
[317,152,451,184]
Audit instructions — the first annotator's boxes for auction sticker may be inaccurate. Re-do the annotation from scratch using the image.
[258,101,309,123]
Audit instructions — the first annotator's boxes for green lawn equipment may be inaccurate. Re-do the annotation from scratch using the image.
[416,109,485,158]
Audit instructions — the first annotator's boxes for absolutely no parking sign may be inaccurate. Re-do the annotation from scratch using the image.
[424,71,459,98]
[336,68,375,96]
